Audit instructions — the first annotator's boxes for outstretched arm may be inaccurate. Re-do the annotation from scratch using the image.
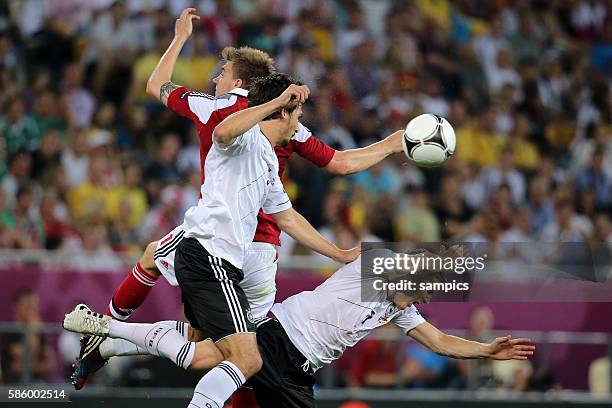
[325,129,404,175]
[273,207,360,263]
[409,322,535,360]
[146,8,200,105]
[214,84,310,146]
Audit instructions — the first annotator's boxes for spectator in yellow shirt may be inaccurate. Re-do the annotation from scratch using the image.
[510,114,540,171]
[67,156,118,222]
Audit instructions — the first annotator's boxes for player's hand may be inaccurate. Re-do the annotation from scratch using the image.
[175,8,200,41]
[334,246,361,264]
[487,335,535,360]
[275,84,310,109]
[386,129,405,154]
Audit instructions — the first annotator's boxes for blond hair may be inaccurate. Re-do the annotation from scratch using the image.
[221,46,275,89]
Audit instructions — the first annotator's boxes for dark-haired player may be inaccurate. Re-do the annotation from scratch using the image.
[153,73,360,407]
[64,250,535,408]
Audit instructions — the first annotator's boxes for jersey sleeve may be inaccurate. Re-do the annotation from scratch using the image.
[392,305,426,334]
[167,87,200,119]
[262,174,292,214]
[292,122,336,168]
[167,88,236,125]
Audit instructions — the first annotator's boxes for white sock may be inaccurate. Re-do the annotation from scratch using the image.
[99,337,144,358]
[108,321,194,369]
[189,361,246,408]
[99,320,189,359]
[157,320,190,341]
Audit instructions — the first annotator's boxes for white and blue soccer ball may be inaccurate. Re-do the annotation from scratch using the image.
[402,113,456,168]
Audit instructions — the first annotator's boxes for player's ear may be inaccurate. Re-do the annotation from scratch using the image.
[234,78,243,89]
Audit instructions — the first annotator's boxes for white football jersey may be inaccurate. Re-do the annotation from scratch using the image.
[271,254,425,371]
[183,124,292,269]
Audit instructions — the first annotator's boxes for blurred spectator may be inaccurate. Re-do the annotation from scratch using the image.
[0,97,40,154]
[312,95,356,151]
[61,131,90,188]
[396,189,440,242]
[62,222,123,270]
[31,130,62,182]
[575,150,612,209]
[485,48,521,94]
[139,184,183,245]
[467,306,496,388]
[39,192,69,250]
[61,63,96,130]
[335,4,369,63]
[67,156,118,222]
[571,124,612,176]
[143,132,181,202]
[109,163,148,230]
[2,151,33,208]
[540,199,593,242]
[457,108,504,167]
[481,147,526,206]
[352,162,401,197]
[593,213,612,243]
[528,176,556,235]
[403,342,457,389]
[509,113,540,171]
[0,289,55,383]
[2,184,44,249]
[31,91,66,141]
[348,324,401,389]
[402,314,459,389]
[500,207,533,243]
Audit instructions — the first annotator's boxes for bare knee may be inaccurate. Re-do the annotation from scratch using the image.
[140,241,160,277]
[189,340,224,370]
[216,334,262,378]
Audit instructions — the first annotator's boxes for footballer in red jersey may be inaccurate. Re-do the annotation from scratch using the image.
[71,9,405,404]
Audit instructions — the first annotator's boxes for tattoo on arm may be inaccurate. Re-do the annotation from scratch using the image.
[160,82,180,100]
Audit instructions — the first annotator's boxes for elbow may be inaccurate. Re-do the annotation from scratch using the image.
[326,153,353,175]
[273,210,294,231]
[213,127,230,144]
[274,215,290,231]
[329,162,351,175]
[145,79,159,98]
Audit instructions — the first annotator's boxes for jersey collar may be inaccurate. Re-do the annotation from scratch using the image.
[228,88,248,97]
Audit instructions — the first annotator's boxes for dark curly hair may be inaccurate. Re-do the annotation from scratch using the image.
[248,72,303,121]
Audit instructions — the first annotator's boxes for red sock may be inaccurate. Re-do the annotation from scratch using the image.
[232,388,259,408]
[105,262,158,320]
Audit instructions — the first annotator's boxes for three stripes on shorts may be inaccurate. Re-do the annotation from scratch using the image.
[154,230,185,262]
[208,256,250,333]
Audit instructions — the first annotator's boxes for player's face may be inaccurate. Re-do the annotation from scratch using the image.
[213,61,241,96]
[280,104,303,146]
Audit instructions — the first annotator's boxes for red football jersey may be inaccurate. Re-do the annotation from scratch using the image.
[167,86,249,185]
[254,123,335,245]
[168,88,335,246]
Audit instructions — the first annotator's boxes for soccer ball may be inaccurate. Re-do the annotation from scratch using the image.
[402,114,456,168]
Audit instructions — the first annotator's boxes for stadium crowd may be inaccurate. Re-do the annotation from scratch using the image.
[0,0,611,391]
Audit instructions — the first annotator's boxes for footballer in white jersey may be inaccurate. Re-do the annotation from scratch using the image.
[270,253,425,371]
[66,250,534,408]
